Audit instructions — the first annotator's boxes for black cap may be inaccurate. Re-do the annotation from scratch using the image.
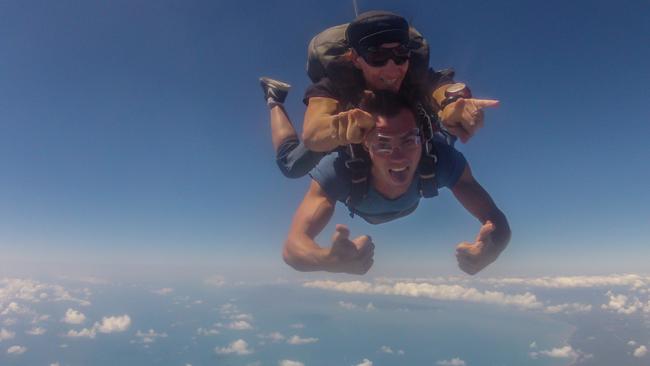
[346,11,410,52]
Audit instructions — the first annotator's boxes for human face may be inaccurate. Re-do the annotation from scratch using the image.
[352,42,410,92]
[364,108,421,197]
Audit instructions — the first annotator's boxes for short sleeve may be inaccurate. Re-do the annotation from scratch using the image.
[303,77,342,105]
[308,152,351,202]
[432,139,467,189]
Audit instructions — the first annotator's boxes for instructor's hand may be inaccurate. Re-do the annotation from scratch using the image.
[327,224,374,275]
[439,98,499,143]
[331,108,374,145]
[455,221,502,275]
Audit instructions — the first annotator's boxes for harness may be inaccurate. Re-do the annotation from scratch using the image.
[344,102,451,218]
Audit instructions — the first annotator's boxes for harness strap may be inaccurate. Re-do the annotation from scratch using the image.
[416,103,439,198]
[344,143,369,217]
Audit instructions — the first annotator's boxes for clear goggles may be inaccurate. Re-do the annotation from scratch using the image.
[367,128,421,156]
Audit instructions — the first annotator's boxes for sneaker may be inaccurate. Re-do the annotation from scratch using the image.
[260,77,291,104]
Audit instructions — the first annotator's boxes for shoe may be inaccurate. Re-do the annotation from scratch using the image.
[260,77,291,104]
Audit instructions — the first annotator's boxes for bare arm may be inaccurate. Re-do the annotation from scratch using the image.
[451,164,511,274]
[302,97,375,152]
[283,180,374,274]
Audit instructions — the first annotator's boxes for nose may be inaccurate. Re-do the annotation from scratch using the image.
[388,146,408,161]
[383,59,401,71]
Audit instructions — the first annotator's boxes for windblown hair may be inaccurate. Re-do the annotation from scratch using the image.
[358,90,418,119]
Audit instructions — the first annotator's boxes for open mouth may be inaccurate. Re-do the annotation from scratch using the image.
[388,166,409,183]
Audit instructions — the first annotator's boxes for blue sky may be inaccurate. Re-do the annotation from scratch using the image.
[0,0,649,279]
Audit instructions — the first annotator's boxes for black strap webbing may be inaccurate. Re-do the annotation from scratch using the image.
[416,103,439,198]
[344,144,369,217]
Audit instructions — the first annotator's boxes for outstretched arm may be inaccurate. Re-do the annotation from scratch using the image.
[302,97,375,152]
[283,180,375,274]
[451,164,511,275]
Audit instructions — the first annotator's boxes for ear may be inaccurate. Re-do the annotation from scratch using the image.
[349,49,363,70]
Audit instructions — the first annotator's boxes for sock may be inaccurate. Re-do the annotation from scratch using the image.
[267,97,282,109]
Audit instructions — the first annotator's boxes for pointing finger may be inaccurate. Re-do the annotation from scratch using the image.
[470,99,500,110]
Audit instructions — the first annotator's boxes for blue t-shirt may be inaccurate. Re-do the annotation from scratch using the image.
[310,139,467,224]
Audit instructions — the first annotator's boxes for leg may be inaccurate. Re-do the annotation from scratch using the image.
[269,104,297,151]
[260,77,326,178]
[260,77,297,150]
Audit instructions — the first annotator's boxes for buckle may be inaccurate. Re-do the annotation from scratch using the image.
[345,157,366,170]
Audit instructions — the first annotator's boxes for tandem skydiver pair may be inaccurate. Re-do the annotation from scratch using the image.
[261,11,510,276]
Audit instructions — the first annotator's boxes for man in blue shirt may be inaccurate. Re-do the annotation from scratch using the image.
[283,91,510,276]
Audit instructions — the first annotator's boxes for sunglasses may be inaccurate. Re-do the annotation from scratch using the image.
[360,44,411,67]
[368,128,421,156]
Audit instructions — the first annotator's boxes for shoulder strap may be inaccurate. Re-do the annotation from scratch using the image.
[344,144,369,218]
[416,103,439,198]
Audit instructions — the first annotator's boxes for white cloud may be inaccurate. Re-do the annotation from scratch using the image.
[152,288,174,295]
[32,314,50,324]
[26,327,46,335]
[290,323,304,329]
[96,315,131,333]
[355,359,373,366]
[628,340,637,346]
[66,328,96,339]
[529,341,537,348]
[480,274,650,289]
[231,313,254,322]
[279,360,304,366]
[219,303,238,315]
[287,335,318,345]
[63,309,86,324]
[338,301,358,310]
[437,358,466,366]
[197,327,220,336]
[134,329,168,344]
[50,363,60,366]
[227,320,253,330]
[1,302,30,316]
[0,328,16,341]
[215,339,253,355]
[2,318,17,326]
[601,292,641,315]
[544,303,592,314]
[7,345,27,355]
[366,302,376,311]
[530,345,579,360]
[633,345,648,358]
[66,314,131,339]
[205,275,226,287]
[304,280,543,309]
[0,278,90,307]
[258,332,285,342]
[381,345,394,354]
